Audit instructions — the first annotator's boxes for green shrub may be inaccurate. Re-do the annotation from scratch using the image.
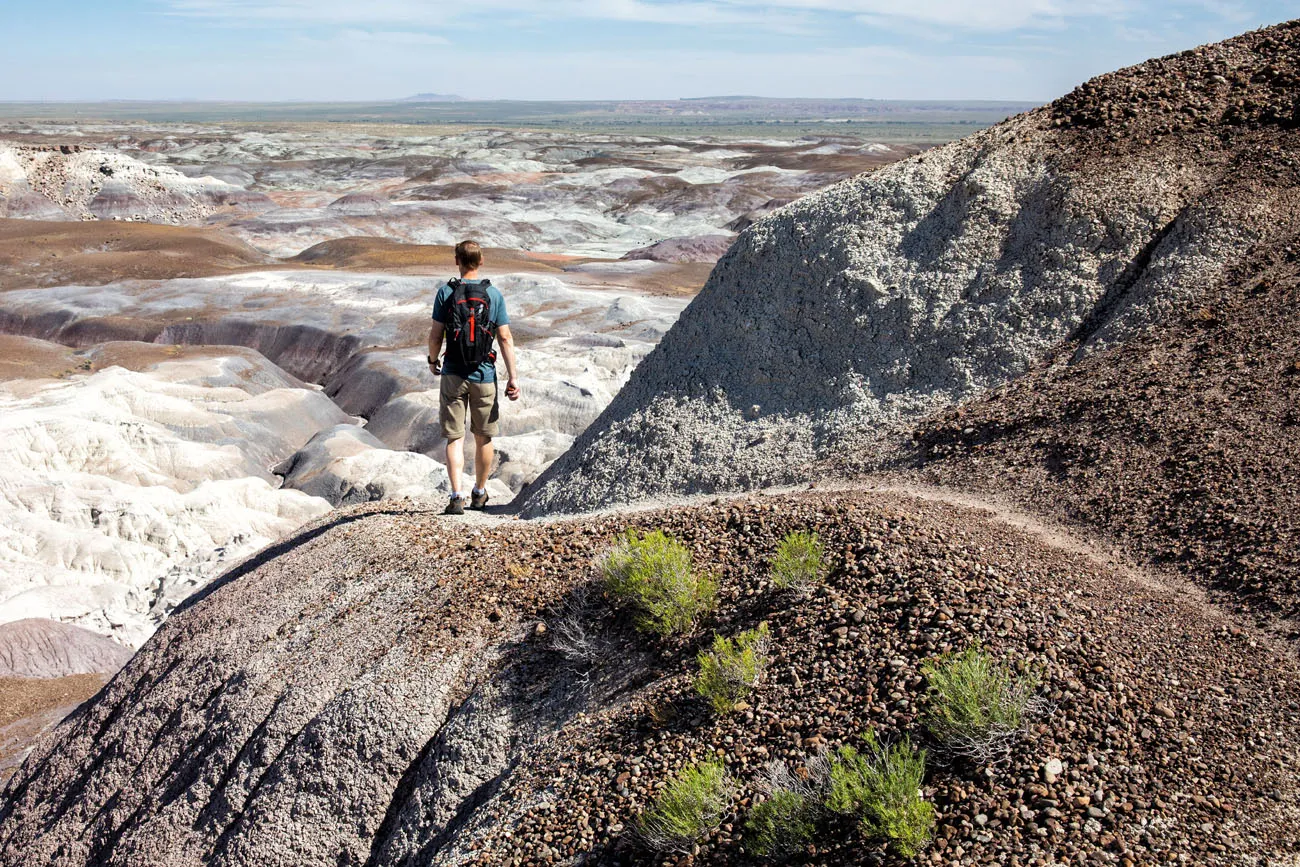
[826,732,934,858]
[922,646,1040,761]
[637,758,733,853]
[769,530,826,592]
[825,744,872,816]
[745,789,816,859]
[695,623,771,714]
[602,529,717,635]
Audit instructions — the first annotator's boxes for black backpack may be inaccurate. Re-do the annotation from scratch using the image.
[444,278,497,370]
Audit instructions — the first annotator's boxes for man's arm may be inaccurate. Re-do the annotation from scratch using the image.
[427,320,444,373]
[496,324,521,400]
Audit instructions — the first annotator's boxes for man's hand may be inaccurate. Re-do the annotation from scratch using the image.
[505,378,521,401]
[427,356,441,375]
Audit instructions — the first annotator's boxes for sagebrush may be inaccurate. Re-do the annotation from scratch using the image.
[637,758,733,852]
[601,529,716,635]
[550,582,610,670]
[695,623,770,713]
[769,530,827,592]
[826,731,934,858]
[922,646,1043,761]
[745,789,816,859]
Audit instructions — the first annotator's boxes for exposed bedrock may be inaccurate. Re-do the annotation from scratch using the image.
[273,424,512,506]
[0,190,73,221]
[0,619,132,679]
[0,347,347,643]
[0,271,436,384]
[621,233,736,263]
[155,320,364,384]
[323,350,430,418]
[0,270,689,392]
[0,143,266,224]
[519,22,1300,517]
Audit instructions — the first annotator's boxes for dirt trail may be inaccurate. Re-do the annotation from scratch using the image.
[512,475,1298,660]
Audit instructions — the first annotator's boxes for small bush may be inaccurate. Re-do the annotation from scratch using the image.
[755,753,831,802]
[825,744,872,816]
[922,646,1041,761]
[769,530,826,592]
[695,623,771,714]
[745,789,816,859]
[602,529,716,636]
[550,582,609,670]
[637,758,733,853]
[826,732,934,858]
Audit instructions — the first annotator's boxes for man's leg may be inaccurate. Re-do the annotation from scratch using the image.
[467,381,499,510]
[445,436,466,496]
[440,375,471,508]
[473,433,493,492]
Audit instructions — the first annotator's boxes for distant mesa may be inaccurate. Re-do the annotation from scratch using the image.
[401,93,466,102]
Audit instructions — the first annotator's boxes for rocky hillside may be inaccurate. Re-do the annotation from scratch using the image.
[0,620,132,679]
[3,492,1297,864]
[518,19,1300,518]
[0,144,270,222]
[890,217,1300,632]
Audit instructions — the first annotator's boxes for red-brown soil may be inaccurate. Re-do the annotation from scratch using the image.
[0,675,106,730]
[292,237,711,296]
[0,219,274,290]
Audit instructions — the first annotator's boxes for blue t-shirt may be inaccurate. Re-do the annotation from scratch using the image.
[432,279,510,383]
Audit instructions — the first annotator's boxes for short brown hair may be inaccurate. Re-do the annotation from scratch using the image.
[454,240,483,269]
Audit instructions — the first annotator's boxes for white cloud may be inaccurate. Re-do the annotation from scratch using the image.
[166,0,808,29]
[164,0,1133,32]
[763,0,1132,31]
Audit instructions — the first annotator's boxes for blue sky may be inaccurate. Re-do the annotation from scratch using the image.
[2,1,1294,101]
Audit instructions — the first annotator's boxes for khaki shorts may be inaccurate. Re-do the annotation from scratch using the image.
[439,375,499,440]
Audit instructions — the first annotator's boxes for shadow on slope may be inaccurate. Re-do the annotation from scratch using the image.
[893,228,1300,631]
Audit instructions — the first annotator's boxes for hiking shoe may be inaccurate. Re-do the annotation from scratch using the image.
[444,494,466,515]
[470,489,489,510]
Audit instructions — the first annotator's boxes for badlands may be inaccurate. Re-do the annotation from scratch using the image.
[0,120,922,644]
[5,20,1300,866]
[0,115,941,773]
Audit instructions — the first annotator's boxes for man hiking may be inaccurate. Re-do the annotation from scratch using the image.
[427,240,520,515]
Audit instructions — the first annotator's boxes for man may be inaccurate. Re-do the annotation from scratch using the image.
[427,240,521,515]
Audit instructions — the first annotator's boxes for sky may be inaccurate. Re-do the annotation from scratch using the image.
[1,1,1294,102]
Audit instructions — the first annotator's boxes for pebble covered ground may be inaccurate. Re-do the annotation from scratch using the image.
[902,223,1300,637]
[4,492,1298,865]
[448,492,1300,865]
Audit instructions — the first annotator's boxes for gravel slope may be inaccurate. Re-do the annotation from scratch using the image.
[518,20,1300,517]
[891,215,1300,635]
[2,492,1297,865]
